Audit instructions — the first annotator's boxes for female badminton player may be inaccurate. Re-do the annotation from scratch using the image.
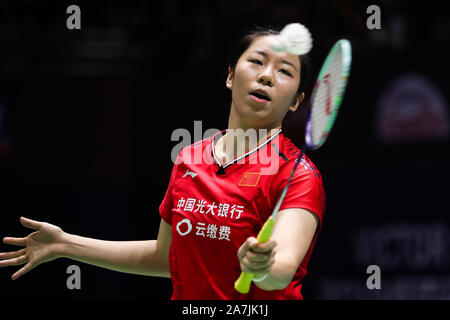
[0,26,325,300]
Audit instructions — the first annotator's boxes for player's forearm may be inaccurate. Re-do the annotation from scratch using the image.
[253,254,297,291]
[58,232,170,278]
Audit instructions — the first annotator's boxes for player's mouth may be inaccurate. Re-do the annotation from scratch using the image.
[249,89,271,103]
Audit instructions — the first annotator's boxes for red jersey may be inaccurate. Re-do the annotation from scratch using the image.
[159,130,326,300]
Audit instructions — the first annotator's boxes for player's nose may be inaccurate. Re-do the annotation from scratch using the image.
[257,67,274,87]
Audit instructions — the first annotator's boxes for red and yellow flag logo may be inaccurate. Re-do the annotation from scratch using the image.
[238,172,261,187]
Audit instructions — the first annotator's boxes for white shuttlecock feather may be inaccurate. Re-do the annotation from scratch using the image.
[269,23,313,55]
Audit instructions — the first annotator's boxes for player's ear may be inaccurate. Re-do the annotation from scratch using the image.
[226,66,234,90]
[289,92,305,112]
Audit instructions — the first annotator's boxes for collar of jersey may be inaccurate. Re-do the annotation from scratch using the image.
[211,129,282,170]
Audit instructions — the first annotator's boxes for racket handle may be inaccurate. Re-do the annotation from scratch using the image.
[234,218,275,294]
[256,217,275,243]
[234,272,254,294]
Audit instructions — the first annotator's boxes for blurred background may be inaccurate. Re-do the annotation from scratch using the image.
[0,0,449,300]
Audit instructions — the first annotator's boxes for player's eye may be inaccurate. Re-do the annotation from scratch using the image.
[249,59,262,65]
[280,69,293,77]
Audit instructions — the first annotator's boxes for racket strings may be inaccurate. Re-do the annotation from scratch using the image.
[308,40,351,149]
[310,49,345,147]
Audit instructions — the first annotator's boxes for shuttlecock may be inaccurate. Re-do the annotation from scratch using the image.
[269,23,313,55]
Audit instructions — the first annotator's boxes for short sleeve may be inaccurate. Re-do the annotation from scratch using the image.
[270,157,326,230]
[159,156,182,225]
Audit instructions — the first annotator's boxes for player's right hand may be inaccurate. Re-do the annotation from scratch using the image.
[0,217,66,280]
[237,236,276,280]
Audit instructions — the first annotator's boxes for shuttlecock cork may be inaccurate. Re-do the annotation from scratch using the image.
[269,23,313,55]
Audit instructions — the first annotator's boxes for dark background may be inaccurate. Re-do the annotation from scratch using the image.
[0,0,449,300]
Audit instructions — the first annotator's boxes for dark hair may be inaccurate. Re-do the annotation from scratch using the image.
[227,25,312,96]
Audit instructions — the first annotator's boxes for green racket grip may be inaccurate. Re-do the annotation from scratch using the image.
[257,217,275,243]
[234,272,254,294]
[234,217,275,294]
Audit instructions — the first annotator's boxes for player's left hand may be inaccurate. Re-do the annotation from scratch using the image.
[237,236,276,279]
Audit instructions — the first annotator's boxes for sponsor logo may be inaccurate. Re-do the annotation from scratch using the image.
[176,218,193,236]
[182,169,198,179]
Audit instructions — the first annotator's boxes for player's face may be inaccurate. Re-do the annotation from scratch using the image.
[226,35,302,129]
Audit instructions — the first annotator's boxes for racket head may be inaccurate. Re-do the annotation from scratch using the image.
[305,39,352,150]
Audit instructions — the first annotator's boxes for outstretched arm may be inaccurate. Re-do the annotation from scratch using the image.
[0,217,172,280]
[61,218,172,277]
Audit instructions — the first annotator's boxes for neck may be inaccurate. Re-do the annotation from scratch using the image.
[214,103,282,165]
[227,102,283,132]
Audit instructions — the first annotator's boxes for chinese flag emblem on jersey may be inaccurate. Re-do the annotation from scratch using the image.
[238,172,261,187]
